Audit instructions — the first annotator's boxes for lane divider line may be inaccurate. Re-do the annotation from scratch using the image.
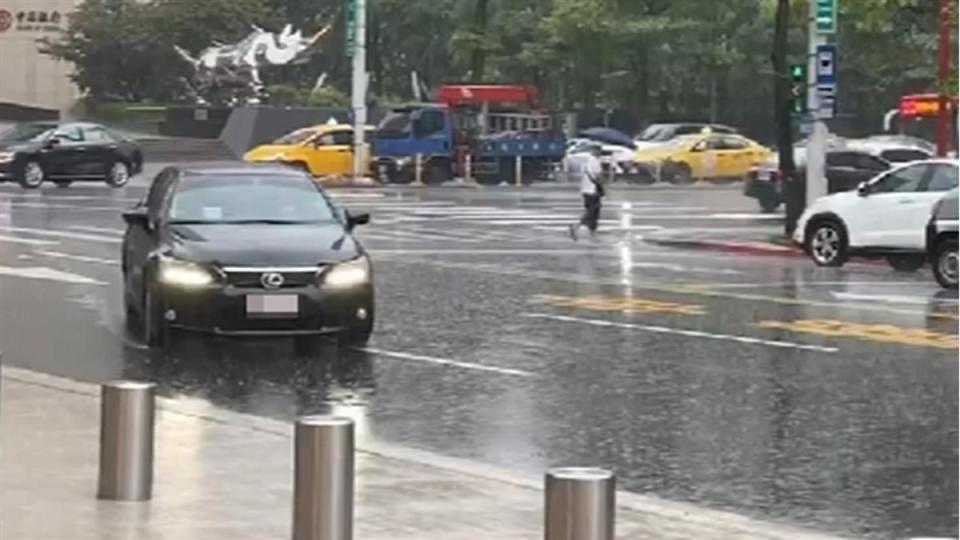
[521,312,839,354]
[359,347,536,378]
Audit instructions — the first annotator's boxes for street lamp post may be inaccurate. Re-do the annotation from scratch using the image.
[351,0,367,180]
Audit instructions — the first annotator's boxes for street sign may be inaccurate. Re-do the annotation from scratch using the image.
[345,0,356,56]
[815,44,837,84]
[815,0,837,34]
[816,83,837,118]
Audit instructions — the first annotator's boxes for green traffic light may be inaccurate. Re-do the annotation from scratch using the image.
[790,64,806,81]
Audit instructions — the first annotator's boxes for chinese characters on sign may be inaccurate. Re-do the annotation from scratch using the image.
[0,9,64,33]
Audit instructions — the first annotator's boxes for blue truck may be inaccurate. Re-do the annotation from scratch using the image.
[371,84,567,185]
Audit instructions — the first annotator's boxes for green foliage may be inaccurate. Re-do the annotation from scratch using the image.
[45,0,955,137]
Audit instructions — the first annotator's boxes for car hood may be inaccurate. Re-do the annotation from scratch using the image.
[164,222,361,266]
[0,141,42,153]
[244,144,298,162]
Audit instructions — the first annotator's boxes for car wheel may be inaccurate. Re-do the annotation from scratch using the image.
[143,281,169,348]
[805,219,849,267]
[424,162,449,185]
[886,254,925,273]
[18,160,45,189]
[932,239,958,289]
[106,161,131,188]
[758,196,781,213]
[54,180,72,189]
[665,162,694,185]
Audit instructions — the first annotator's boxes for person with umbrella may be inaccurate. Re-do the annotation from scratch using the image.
[567,144,605,241]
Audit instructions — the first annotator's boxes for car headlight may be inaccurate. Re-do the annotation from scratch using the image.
[158,257,215,287]
[0,152,16,163]
[324,257,371,288]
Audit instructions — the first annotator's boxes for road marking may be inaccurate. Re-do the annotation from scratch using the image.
[522,312,838,353]
[533,294,705,316]
[0,234,58,246]
[360,347,535,377]
[757,319,959,350]
[373,249,599,255]
[829,291,955,306]
[0,226,120,244]
[34,250,119,265]
[68,225,123,236]
[0,265,105,285]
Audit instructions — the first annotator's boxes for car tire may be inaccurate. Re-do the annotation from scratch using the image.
[424,162,450,185]
[18,160,45,189]
[105,160,131,188]
[805,219,849,267]
[932,239,958,289]
[886,254,925,273]
[54,180,72,189]
[143,281,169,348]
[758,196,780,213]
[665,162,694,185]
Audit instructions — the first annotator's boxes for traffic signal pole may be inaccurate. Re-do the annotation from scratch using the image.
[805,0,829,207]
[351,0,367,180]
[936,0,953,157]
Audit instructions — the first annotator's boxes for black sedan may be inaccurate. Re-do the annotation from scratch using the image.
[0,122,143,188]
[121,163,374,347]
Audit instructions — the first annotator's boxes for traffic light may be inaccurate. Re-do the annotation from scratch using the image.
[815,0,837,34]
[789,63,807,114]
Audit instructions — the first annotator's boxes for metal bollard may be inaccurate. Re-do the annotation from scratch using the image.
[414,154,423,185]
[292,416,354,540]
[97,380,156,501]
[515,155,523,187]
[544,467,615,540]
[464,153,472,182]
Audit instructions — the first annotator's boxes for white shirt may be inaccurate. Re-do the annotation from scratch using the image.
[577,154,603,195]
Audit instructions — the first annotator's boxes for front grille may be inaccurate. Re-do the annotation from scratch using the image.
[223,269,320,289]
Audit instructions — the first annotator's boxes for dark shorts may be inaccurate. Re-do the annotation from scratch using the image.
[580,194,602,232]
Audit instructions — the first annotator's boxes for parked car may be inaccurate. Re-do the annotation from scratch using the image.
[634,133,770,184]
[794,159,959,269]
[121,163,374,347]
[0,122,143,189]
[926,189,958,288]
[743,137,934,213]
[244,123,373,179]
[634,123,737,151]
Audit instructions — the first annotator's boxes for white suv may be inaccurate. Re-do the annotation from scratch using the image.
[795,159,959,269]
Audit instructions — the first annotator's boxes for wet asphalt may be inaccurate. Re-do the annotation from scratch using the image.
[0,168,956,538]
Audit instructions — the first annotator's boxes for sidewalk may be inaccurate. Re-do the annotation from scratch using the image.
[1,367,849,540]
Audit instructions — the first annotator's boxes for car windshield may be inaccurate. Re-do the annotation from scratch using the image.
[272,129,317,145]
[376,110,413,138]
[168,174,337,224]
[0,124,56,143]
[637,125,673,142]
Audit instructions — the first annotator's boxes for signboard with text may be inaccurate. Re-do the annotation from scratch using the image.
[0,8,65,33]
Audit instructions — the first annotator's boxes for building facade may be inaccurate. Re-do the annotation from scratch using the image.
[0,0,83,114]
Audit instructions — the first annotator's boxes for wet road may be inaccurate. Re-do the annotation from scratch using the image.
[0,171,956,538]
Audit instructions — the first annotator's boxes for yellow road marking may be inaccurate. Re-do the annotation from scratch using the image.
[532,294,704,316]
[757,319,959,349]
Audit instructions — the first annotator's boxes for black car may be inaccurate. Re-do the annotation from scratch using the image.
[121,163,374,347]
[926,189,958,289]
[0,122,143,189]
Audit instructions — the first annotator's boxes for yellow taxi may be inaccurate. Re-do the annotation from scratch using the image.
[634,132,771,184]
[243,123,373,178]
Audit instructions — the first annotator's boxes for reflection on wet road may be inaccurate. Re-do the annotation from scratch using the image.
[0,179,955,538]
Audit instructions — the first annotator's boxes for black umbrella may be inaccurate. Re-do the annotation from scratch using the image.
[579,127,636,149]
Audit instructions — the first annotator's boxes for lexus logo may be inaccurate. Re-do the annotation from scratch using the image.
[260,272,284,289]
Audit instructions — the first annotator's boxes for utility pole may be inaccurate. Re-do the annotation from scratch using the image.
[351,0,368,180]
[936,0,954,157]
[805,0,835,207]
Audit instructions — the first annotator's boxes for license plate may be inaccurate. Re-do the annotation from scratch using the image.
[757,170,771,181]
[246,294,298,317]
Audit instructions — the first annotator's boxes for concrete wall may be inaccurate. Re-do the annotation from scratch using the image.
[0,0,83,113]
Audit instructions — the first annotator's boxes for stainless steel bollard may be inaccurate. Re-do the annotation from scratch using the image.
[544,467,615,540]
[464,153,472,182]
[515,155,523,187]
[414,154,423,185]
[97,380,156,501]
[293,416,354,540]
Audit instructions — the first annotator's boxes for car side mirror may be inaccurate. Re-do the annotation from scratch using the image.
[44,137,62,149]
[346,211,370,230]
[857,182,870,196]
[122,207,152,230]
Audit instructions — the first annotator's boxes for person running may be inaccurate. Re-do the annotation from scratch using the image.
[568,145,605,241]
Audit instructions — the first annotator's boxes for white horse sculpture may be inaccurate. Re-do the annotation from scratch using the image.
[175,24,330,103]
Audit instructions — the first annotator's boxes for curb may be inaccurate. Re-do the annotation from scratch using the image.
[645,237,804,258]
